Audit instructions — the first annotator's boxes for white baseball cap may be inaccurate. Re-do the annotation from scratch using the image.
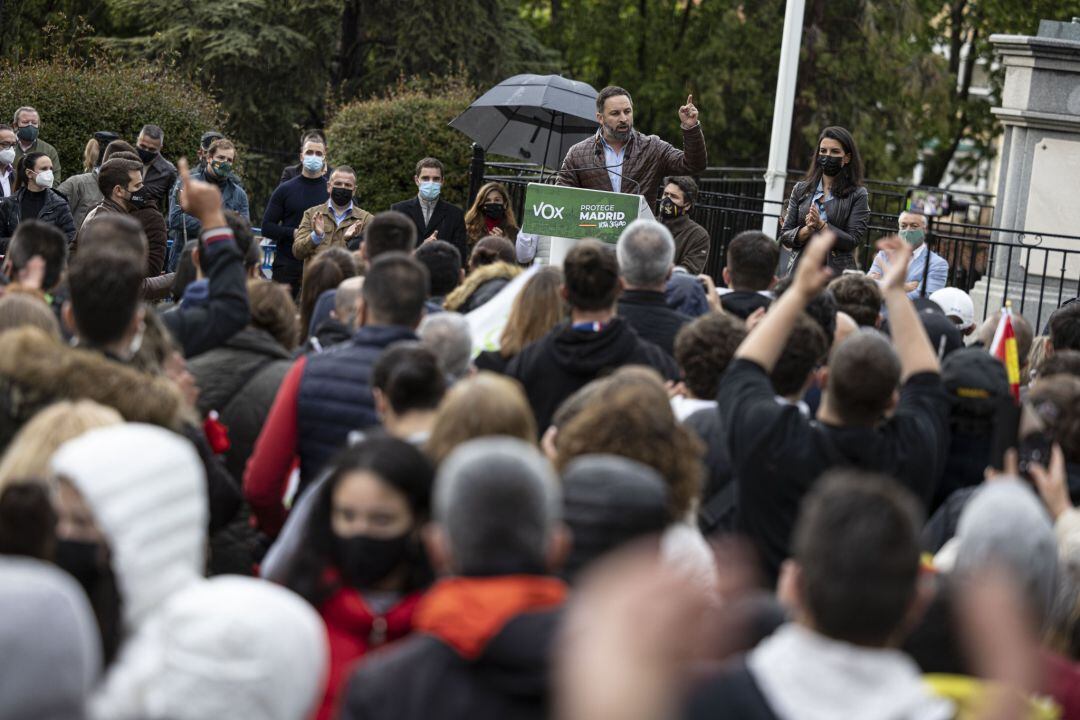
[930,287,975,331]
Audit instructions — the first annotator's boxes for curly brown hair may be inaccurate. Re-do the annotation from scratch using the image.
[674,313,746,399]
[828,274,882,328]
[554,367,704,522]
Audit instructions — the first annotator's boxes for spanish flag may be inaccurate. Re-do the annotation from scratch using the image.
[990,302,1021,403]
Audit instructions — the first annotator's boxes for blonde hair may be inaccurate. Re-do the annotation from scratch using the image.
[498,266,564,358]
[83,137,101,173]
[0,400,123,492]
[425,372,537,465]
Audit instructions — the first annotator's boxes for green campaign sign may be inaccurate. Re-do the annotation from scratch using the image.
[520,183,649,243]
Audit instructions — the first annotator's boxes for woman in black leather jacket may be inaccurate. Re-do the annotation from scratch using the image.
[779,126,869,274]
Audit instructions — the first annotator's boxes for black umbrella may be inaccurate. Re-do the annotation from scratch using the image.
[450,74,599,172]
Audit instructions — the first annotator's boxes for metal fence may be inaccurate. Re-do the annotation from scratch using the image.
[480,162,1080,332]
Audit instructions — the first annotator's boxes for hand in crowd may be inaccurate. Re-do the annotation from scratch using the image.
[423,230,439,244]
[489,226,505,237]
[957,565,1043,720]
[805,202,822,229]
[665,380,688,399]
[344,221,364,241]
[16,255,45,290]
[791,229,836,299]
[697,273,723,315]
[313,213,327,238]
[177,157,226,230]
[745,306,767,332]
[678,94,699,129]
[876,234,914,293]
[555,544,714,720]
[1031,443,1072,520]
[985,447,1020,482]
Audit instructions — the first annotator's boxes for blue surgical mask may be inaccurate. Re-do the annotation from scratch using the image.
[419,180,441,202]
[302,154,324,173]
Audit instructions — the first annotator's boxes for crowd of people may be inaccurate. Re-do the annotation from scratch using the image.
[1,84,1080,720]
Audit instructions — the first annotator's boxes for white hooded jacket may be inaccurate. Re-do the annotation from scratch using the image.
[51,424,329,720]
[51,423,207,720]
[748,623,954,720]
[140,576,328,720]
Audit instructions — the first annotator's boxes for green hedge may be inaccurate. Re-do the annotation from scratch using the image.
[326,80,479,213]
[0,57,227,179]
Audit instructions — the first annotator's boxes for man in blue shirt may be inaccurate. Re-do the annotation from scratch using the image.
[868,211,948,298]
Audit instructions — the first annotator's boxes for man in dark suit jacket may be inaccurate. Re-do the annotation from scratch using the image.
[278,130,332,186]
[391,157,468,264]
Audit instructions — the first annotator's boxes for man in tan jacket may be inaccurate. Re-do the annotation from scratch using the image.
[293,165,372,270]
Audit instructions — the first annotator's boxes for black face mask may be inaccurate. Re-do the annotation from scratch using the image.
[128,190,150,209]
[56,538,125,666]
[334,532,411,588]
[137,147,157,165]
[16,125,38,144]
[481,203,506,220]
[331,186,354,207]
[818,154,844,177]
[55,538,104,591]
[658,196,684,220]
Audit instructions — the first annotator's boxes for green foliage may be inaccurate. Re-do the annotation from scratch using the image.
[0,2,112,61]
[334,0,559,99]
[102,0,339,150]
[326,79,478,213]
[0,55,226,177]
[910,0,1080,186]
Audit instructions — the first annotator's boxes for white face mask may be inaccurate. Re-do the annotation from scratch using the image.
[0,148,14,166]
[34,169,54,189]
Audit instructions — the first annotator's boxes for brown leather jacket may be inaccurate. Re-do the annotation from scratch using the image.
[556,124,707,202]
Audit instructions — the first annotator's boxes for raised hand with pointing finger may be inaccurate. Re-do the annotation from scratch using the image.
[679,94,699,129]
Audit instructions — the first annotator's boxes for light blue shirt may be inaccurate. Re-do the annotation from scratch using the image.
[599,134,626,193]
[869,243,949,299]
[812,180,830,224]
[311,201,354,246]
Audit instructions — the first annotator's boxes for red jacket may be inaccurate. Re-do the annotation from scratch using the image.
[244,356,307,535]
[316,581,423,720]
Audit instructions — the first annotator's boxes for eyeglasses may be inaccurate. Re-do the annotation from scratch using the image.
[0,142,14,150]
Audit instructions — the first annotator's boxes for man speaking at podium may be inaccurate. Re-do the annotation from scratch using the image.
[556,86,707,203]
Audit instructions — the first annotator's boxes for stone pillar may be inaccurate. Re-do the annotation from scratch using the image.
[988,20,1080,321]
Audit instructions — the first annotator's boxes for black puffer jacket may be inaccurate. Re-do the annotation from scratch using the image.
[0,187,76,251]
[188,326,292,575]
[187,326,293,482]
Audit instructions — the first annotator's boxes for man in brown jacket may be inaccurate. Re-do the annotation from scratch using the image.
[658,176,711,274]
[556,86,707,203]
[293,165,373,270]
